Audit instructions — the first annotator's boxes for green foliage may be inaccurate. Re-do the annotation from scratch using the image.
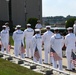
[65,18,76,28]
[21,28,25,31]
[27,18,38,29]
[0,58,43,75]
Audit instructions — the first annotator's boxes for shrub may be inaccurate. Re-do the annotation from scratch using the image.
[65,18,76,28]
[27,18,38,29]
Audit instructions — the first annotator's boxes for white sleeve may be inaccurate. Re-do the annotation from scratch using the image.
[35,24,37,28]
[42,33,46,42]
[32,36,36,48]
[12,32,15,41]
[23,30,26,38]
[32,29,34,35]
[22,32,24,45]
[61,36,65,48]
[50,36,54,48]
[64,36,68,47]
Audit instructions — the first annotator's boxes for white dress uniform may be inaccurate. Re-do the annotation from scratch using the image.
[1,25,9,53]
[23,24,34,58]
[6,26,10,43]
[73,23,76,35]
[13,26,24,58]
[32,29,42,64]
[5,23,10,44]
[65,28,76,70]
[50,33,64,70]
[42,26,53,64]
[35,20,42,29]
[35,23,42,29]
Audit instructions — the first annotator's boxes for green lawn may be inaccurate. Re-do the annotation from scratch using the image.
[9,36,14,46]
[0,58,43,75]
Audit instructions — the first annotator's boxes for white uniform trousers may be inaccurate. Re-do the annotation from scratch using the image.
[25,40,33,58]
[66,51,75,70]
[1,41,8,53]
[51,57,63,70]
[33,49,42,64]
[14,41,25,58]
[44,46,52,63]
[20,53,25,58]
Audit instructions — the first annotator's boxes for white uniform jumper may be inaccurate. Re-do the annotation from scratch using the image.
[35,24,42,29]
[6,26,10,42]
[32,34,42,64]
[50,33,64,70]
[1,29,9,53]
[42,30,53,63]
[23,28,34,58]
[13,29,24,58]
[65,33,76,70]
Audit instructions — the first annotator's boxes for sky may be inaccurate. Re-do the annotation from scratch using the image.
[42,0,76,17]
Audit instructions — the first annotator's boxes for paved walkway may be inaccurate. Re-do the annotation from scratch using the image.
[8,47,76,75]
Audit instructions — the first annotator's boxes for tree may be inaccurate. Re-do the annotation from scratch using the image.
[65,18,76,28]
[27,18,38,29]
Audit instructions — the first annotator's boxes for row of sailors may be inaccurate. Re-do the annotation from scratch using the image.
[0,23,76,71]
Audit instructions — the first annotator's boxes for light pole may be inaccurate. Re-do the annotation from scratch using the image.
[24,0,27,25]
[6,0,12,22]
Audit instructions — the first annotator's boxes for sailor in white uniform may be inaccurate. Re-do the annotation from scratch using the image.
[42,26,53,64]
[13,25,24,58]
[23,24,34,58]
[50,27,64,70]
[1,25,9,53]
[5,22,10,44]
[65,27,76,71]
[35,20,42,29]
[32,29,42,64]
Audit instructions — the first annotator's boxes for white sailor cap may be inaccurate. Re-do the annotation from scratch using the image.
[46,26,51,29]
[54,27,59,30]
[67,27,73,30]
[27,24,31,26]
[2,25,6,28]
[35,29,40,32]
[16,25,21,28]
[5,22,9,25]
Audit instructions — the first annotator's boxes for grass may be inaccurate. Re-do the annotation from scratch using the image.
[9,36,14,46]
[0,58,43,75]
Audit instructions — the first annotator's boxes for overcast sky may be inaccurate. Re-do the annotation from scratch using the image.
[42,0,76,17]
